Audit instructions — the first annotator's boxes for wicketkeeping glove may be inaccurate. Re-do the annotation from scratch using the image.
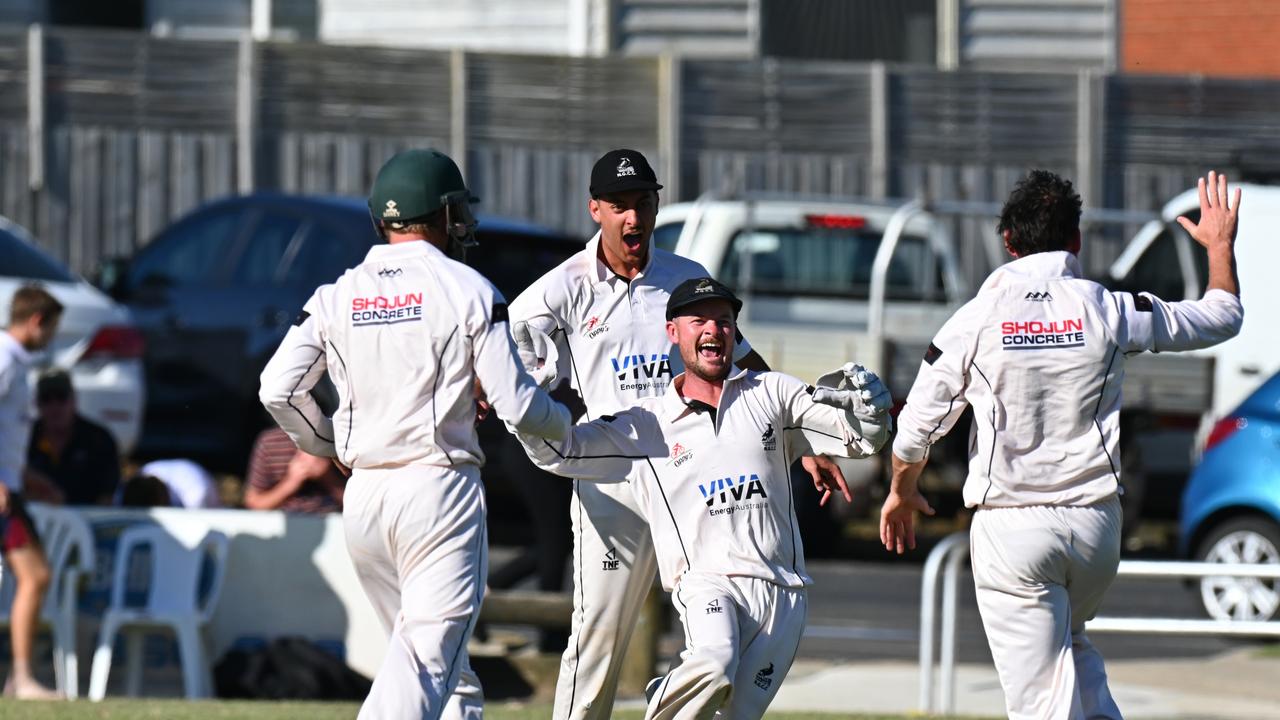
[812,363,894,434]
[512,321,558,390]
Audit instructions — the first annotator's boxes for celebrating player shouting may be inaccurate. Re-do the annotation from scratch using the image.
[260,148,571,719]
[508,148,846,720]
[512,277,892,719]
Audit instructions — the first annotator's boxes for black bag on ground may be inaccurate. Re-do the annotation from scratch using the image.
[214,636,372,700]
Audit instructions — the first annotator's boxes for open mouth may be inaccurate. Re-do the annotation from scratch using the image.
[697,340,725,362]
[622,231,645,251]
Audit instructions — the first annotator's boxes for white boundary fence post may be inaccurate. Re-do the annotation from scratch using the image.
[918,531,969,714]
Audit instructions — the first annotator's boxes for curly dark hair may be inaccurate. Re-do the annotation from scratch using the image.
[997,170,1083,257]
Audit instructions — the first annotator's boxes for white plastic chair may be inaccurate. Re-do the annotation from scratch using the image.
[87,525,229,700]
[0,503,96,699]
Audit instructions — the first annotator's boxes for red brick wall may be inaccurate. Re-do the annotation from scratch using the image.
[1122,0,1280,78]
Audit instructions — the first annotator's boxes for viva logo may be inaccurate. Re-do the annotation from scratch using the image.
[611,353,672,381]
[698,474,768,507]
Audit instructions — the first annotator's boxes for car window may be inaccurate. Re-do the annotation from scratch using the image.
[230,211,306,287]
[652,222,683,253]
[470,231,578,300]
[1114,211,1205,301]
[719,227,946,302]
[127,209,244,290]
[0,227,76,283]
[282,218,379,290]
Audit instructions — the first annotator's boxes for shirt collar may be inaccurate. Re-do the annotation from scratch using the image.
[979,250,1083,293]
[363,239,444,262]
[661,367,750,422]
[0,331,31,365]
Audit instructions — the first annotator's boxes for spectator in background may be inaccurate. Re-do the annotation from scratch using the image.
[118,474,171,508]
[26,370,121,506]
[0,285,64,700]
[242,427,344,513]
[128,458,221,509]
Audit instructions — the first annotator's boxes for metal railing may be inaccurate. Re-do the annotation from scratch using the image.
[918,531,1280,715]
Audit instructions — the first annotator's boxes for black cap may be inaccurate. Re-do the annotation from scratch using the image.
[666,277,743,321]
[589,149,663,197]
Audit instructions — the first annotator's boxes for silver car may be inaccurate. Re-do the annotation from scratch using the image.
[0,216,145,453]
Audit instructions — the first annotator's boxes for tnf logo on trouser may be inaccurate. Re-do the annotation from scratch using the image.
[754,663,775,690]
[705,599,723,615]
[602,547,619,571]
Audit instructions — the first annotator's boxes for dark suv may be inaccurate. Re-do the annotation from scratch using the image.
[102,192,584,475]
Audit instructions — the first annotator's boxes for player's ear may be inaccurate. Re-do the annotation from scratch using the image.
[666,320,678,344]
[588,198,602,223]
[1068,228,1082,255]
[1002,229,1018,259]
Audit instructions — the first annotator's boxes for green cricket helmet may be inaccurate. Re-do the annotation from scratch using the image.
[368,148,479,259]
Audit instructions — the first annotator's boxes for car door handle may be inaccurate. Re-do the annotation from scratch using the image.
[1240,365,1261,376]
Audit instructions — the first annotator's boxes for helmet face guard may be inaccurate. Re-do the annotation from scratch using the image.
[442,190,479,262]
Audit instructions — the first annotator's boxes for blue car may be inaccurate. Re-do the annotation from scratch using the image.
[1180,370,1280,621]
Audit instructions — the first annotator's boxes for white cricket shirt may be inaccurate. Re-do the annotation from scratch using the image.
[0,331,33,490]
[515,368,887,590]
[893,251,1243,508]
[509,232,754,420]
[260,240,571,469]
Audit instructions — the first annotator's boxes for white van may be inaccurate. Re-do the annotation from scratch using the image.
[1109,183,1279,425]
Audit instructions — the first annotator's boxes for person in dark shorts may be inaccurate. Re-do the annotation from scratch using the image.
[0,285,64,700]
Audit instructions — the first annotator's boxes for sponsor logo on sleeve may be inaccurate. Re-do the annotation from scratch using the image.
[351,293,423,327]
[760,423,776,452]
[698,473,769,516]
[923,343,943,365]
[1000,318,1085,350]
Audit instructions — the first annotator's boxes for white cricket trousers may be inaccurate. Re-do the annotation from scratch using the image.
[970,495,1124,720]
[344,464,488,720]
[646,572,806,720]
[553,479,659,720]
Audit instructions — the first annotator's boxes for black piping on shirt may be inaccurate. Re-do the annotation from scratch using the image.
[287,350,334,444]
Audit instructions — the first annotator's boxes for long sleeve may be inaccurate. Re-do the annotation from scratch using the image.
[780,374,886,460]
[512,408,660,482]
[472,298,571,441]
[892,307,975,463]
[259,296,337,458]
[1111,288,1243,354]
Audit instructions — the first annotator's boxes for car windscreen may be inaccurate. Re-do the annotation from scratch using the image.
[719,226,946,302]
[0,227,76,283]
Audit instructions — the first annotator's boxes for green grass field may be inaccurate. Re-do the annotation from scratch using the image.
[0,699,983,719]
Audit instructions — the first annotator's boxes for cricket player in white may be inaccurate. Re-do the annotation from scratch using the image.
[883,170,1244,719]
[260,149,572,719]
[513,277,892,719]
[509,149,845,720]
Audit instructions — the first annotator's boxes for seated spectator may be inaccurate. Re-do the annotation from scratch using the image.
[128,459,221,509]
[26,370,121,506]
[243,427,344,513]
[119,474,172,508]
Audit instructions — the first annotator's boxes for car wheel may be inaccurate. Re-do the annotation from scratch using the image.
[1195,517,1280,622]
